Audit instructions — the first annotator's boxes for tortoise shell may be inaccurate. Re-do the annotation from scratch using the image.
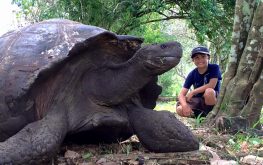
[0,19,143,120]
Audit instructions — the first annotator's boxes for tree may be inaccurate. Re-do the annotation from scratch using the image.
[13,1,234,38]
[208,0,263,129]
[166,0,235,70]
[12,0,171,34]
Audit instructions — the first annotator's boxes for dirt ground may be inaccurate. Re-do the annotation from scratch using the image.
[53,114,263,165]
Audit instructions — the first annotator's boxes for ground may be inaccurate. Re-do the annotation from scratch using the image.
[53,101,263,165]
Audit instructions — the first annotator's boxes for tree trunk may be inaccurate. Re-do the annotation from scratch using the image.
[207,0,263,128]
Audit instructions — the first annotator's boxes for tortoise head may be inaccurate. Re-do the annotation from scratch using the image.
[135,42,182,74]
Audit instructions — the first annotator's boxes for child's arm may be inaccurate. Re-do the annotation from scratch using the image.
[178,88,192,116]
[187,78,218,101]
[178,88,188,105]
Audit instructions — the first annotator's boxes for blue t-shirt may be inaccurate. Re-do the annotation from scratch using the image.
[183,63,222,97]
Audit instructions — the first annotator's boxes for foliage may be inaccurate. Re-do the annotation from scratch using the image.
[167,0,235,68]
[131,19,196,96]
[227,133,263,152]
[12,0,170,34]
[158,69,179,96]
[194,114,206,128]
[12,0,235,99]
[82,152,93,160]
[98,144,115,155]
[13,0,235,38]
[131,17,175,44]
[119,143,132,156]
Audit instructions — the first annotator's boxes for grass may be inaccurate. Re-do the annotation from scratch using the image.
[155,101,263,125]
[194,114,206,128]
[154,101,177,112]
[226,132,263,154]
[82,152,93,160]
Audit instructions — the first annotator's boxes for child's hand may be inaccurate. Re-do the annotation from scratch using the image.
[186,91,195,102]
[182,104,193,117]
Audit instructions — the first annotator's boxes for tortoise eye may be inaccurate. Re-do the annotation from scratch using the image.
[160,44,167,49]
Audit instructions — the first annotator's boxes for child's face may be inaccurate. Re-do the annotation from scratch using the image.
[192,54,209,68]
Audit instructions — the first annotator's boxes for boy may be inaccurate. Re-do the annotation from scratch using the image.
[176,46,222,118]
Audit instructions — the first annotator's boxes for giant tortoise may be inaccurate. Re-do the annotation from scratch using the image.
[0,19,199,164]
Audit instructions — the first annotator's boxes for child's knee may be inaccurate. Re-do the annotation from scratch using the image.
[204,88,216,97]
[204,88,217,105]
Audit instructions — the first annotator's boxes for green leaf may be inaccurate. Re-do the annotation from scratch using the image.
[82,152,92,160]
[248,138,262,146]
[228,139,236,145]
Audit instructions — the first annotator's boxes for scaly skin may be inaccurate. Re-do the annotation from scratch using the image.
[127,101,199,152]
[0,20,190,164]
[0,104,68,164]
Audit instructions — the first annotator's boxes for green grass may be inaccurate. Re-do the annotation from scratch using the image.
[155,101,263,131]
[154,101,177,112]
[227,132,263,153]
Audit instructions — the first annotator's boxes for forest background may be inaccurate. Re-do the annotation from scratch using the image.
[1,1,263,164]
[9,0,234,97]
[5,0,263,132]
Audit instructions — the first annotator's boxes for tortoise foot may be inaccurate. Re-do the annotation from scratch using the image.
[128,108,199,152]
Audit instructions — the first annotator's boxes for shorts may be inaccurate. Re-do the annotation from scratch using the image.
[176,97,214,118]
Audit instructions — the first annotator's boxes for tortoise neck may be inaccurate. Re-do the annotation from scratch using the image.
[82,57,154,106]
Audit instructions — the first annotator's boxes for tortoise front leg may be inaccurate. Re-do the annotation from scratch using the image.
[127,106,199,152]
[0,107,68,164]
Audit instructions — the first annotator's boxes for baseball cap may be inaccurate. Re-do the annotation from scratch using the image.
[191,46,210,58]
